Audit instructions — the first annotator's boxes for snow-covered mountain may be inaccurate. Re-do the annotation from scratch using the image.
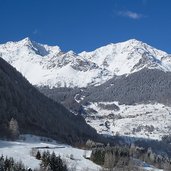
[0,38,171,88]
[79,39,171,75]
[0,37,110,87]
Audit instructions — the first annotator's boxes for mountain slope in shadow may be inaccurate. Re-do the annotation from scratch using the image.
[0,57,98,145]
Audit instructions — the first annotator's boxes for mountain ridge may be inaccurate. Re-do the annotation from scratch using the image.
[1,38,171,88]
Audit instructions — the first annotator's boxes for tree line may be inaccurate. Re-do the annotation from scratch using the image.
[0,151,68,171]
[90,143,171,171]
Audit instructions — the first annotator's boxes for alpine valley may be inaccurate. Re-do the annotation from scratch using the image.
[1,37,171,141]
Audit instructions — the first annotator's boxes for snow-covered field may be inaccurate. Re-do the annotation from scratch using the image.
[0,134,164,171]
[85,102,171,140]
[0,135,101,171]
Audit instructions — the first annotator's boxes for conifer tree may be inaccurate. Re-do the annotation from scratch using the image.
[36,150,41,160]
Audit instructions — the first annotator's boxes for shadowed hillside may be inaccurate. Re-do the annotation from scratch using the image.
[0,57,98,145]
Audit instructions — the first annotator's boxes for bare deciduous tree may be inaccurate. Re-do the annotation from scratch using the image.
[9,118,20,140]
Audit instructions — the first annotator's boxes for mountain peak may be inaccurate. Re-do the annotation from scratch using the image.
[80,39,145,55]
[126,38,142,43]
[22,37,31,41]
[123,39,144,46]
[12,38,62,57]
[79,39,169,76]
[19,37,33,45]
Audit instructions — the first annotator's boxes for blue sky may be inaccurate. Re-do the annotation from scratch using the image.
[0,0,171,53]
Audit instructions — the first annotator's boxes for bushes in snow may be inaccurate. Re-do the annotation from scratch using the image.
[0,155,27,171]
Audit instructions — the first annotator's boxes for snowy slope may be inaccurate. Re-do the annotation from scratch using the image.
[79,39,170,76]
[0,38,110,88]
[0,134,101,171]
[0,135,164,171]
[84,102,171,140]
[0,38,171,88]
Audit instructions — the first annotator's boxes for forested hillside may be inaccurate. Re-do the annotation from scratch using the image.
[0,57,98,144]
